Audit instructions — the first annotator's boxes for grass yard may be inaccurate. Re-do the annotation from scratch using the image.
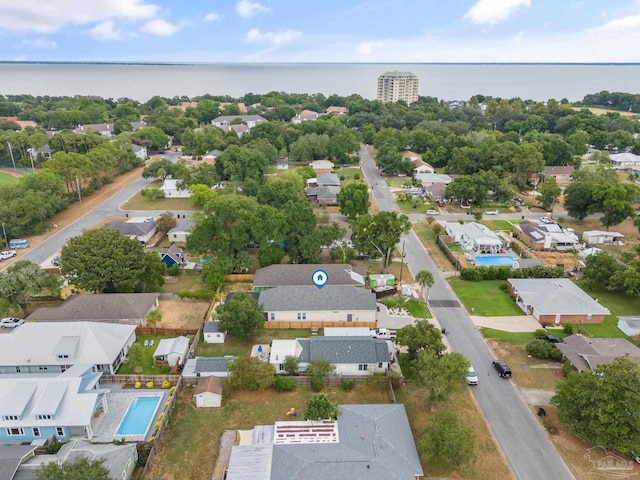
[449,278,526,316]
[385,177,412,188]
[117,335,179,375]
[196,329,311,357]
[487,339,565,390]
[380,295,432,318]
[397,199,432,214]
[480,219,519,231]
[0,172,19,185]
[413,221,455,272]
[121,192,200,211]
[148,384,392,480]
[161,273,209,294]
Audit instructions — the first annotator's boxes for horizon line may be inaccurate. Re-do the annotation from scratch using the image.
[1,61,640,66]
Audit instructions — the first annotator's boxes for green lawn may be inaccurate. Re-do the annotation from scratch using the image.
[161,273,209,294]
[449,278,526,316]
[380,295,432,318]
[385,177,412,188]
[397,200,431,214]
[0,172,19,186]
[121,192,201,211]
[196,329,312,357]
[480,219,519,231]
[448,243,465,253]
[117,335,179,374]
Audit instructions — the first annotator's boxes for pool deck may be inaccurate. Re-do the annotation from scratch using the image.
[91,385,168,443]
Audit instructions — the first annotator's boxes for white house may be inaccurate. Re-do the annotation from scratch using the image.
[73,124,114,136]
[167,216,193,243]
[203,321,226,343]
[153,336,190,367]
[258,286,377,324]
[291,110,320,124]
[104,217,157,245]
[582,230,624,245]
[193,376,223,408]
[160,178,191,198]
[131,144,148,160]
[618,317,640,336]
[0,322,136,375]
[269,336,391,375]
[445,222,503,254]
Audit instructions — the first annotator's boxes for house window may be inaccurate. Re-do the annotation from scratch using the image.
[57,354,69,359]
[7,428,24,436]
[38,366,48,371]
[33,427,41,437]
[270,313,275,321]
[358,364,368,371]
[56,427,64,437]
[36,414,52,420]
[297,312,307,320]
[378,362,383,368]
[3,415,18,421]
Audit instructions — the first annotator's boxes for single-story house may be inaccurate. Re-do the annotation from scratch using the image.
[167,215,193,243]
[193,376,223,408]
[276,158,289,170]
[26,293,160,326]
[512,220,578,251]
[258,286,377,324]
[153,336,190,367]
[160,178,191,198]
[27,144,52,161]
[130,144,148,160]
[582,230,624,245]
[157,244,186,268]
[269,336,391,375]
[309,159,334,173]
[203,149,222,161]
[203,321,226,343]
[415,172,452,186]
[182,356,234,378]
[16,440,138,480]
[424,182,447,201]
[73,123,113,136]
[445,222,503,254]
[0,322,136,375]
[542,165,574,186]
[104,217,157,244]
[212,115,266,129]
[617,316,640,337]
[402,150,434,175]
[253,264,367,292]
[307,173,341,188]
[325,106,349,115]
[306,185,341,204]
[556,334,640,372]
[292,110,320,124]
[508,278,610,324]
[0,365,109,444]
[225,404,423,480]
[610,152,640,168]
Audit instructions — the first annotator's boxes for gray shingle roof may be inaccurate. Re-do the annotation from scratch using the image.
[305,336,388,364]
[0,445,36,480]
[258,286,376,312]
[26,293,159,322]
[269,404,423,480]
[104,219,156,236]
[508,278,610,315]
[195,356,234,374]
[203,321,220,333]
[254,264,366,288]
[316,173,340,186]
[556,335,640,371]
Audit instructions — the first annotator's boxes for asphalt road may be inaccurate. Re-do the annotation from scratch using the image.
[359,145,575,480]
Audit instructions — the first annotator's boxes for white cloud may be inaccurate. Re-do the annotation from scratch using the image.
[590,14,640,36]
[246,28,302,47]
[140,19,178,36]
[236,0,270,18]
[21,37,58,49]
[465,0,531,25]
[90,20,123,41]
[0,0,158,33]
[204,11,221,22]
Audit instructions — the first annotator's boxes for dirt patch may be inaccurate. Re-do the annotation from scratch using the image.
[0,169,25,178]
[157,300,210,328]
[530,250,581,269]
[572,106,638,117]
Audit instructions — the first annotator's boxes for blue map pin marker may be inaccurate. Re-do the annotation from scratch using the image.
[312,269,328,290]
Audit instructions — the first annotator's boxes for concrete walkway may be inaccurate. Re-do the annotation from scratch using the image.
[470,315,542,332]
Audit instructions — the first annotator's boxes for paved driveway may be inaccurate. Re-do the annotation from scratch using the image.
[470,315,542,332]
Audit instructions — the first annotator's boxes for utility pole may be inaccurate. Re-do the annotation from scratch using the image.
[398,240,406,283]
[6,142,16,170]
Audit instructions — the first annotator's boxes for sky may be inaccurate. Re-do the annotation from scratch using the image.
[2,0,640,63]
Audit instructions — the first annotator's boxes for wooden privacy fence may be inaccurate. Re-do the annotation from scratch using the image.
[135,326,199,336]
[140,376,183,479]
[265,321,377,329]
[100,374,181,385]
[224,273,254,282]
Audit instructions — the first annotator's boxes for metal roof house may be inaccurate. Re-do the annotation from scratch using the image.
[269,336,391,375]
[0,322,136,375]
[225,404,423,479]
[258,286,377,324]
[0,365,109,444]
[508,278,610,325]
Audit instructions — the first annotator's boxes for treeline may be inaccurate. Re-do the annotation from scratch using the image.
[578,91,640,113]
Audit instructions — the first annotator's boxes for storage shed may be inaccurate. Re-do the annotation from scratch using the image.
[193,376,223,408]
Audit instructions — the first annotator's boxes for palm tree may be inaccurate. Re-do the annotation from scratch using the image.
[146,309,162,335]
[415,269,435,319]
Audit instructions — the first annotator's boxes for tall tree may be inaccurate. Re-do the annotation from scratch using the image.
[552,357,640,455]
[591,183,639,230]
[35,458,110,480]
[412,351,470,407]
[0,261,61,317]
[228,356,275,391]
[396,319,445,360]
[337,182,369,219]
[415,270,435,318]
[563,181,594,222]
[217,292,265,338]
[351,211,411,273]
[537,176,562,212]
[304,393,340,420]
[421,411,476,468]
[60,229,165,293]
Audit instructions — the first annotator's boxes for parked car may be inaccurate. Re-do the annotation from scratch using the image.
[535,334,564,343]
[436,200,445,207]
[355,253,370,260]
[0,317,24,328]
[485,210,499,215]
[426,210,439,216]
[466,209,476,216]
[492,360,512,378]
[370,328,397,339]
[0,250,18,260]
[466,366,479,386]
[539,216,554,224]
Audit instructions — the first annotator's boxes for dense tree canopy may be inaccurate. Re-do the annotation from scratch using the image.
[217,292,265,338]
[337,182,369,219]
[0,261,61,316]
[351,211,411,273]
[35,458,111,480]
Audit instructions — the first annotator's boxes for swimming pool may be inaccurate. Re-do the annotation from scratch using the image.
[115,395,162,440]
[474,255,516,267]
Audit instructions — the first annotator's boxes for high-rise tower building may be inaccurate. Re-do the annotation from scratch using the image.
[377,70,419,104]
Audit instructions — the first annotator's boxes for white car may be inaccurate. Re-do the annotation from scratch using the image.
[0,250,17,261]
[0,317,24,328]
[466,366,479,385]
[485,210,499,215]
[425,209,440,216]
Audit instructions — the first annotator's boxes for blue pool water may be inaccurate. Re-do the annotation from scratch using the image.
[116,396,161,436]
[475,255,516,267]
